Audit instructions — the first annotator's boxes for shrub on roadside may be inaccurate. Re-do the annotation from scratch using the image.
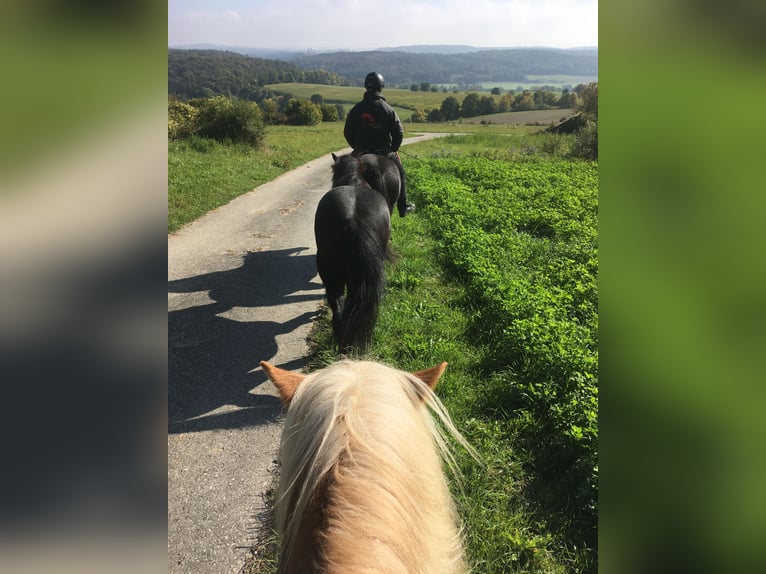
[195,96,265,147]
[168,98,199,140]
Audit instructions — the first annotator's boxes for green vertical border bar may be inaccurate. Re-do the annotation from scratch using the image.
[600,2,766,573]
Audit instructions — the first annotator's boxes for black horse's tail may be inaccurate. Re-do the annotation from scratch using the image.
[336,220,390,353]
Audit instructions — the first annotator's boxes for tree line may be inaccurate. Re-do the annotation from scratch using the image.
[168,49,349,100]
[411,83,594,123]
[288,47,598,86]
[169,48,598,101]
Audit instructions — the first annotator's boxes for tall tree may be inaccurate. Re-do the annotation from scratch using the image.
[512,91,535,111]
[479,95,497,115]
[498,93,513,113]
[440,96,461,121]
[577,82,598,119]
[461,92,481,117]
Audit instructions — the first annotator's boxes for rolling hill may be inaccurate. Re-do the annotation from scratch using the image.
[168,46,597,100]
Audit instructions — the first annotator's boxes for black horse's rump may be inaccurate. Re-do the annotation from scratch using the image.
[332,152,401,215]
[315,154,394,353]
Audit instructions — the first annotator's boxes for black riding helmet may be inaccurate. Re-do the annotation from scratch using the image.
[364,72,384,92]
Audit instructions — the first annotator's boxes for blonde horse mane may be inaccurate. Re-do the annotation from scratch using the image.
[265,360,474,574]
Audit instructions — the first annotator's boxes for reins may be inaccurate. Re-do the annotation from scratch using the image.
[397,148,424,162]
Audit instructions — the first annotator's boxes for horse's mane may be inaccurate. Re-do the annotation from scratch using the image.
[276,360,473,574]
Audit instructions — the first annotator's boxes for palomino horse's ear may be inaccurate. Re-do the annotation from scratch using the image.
[260,361,305,406]
[411,362,448,397]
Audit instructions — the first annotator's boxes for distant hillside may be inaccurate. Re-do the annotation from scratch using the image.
[170,44,299,60]
[287,47,597,86]
[168,49,350,100]
[168,46,597,100]
[376,45,597,55]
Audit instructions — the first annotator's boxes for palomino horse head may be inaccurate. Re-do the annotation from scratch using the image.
[261,359,473,574]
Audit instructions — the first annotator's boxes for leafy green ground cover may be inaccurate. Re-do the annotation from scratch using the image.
[307,147,598,573]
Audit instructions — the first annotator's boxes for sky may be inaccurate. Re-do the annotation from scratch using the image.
[168,0,598,51]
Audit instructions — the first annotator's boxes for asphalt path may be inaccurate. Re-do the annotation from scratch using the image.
[167,134,452,574]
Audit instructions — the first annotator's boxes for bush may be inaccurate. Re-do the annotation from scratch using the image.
[284,98,322,126]
[320,104,339,122]
[540,133,568,156]
[195,96,265,147]
[168,98,198,140]
[569,120,598,160]
[427,109,443,123]
[576,82,598,120]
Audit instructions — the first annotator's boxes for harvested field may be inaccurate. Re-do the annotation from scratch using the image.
[460,108,575,125]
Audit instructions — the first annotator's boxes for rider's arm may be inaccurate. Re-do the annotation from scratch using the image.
[343,109,357,149]
[389,108,404,152]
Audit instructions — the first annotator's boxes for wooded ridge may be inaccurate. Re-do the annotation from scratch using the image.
[169,47,597,100]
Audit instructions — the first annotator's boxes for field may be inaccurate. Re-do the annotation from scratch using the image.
[267,82,493,109]
[459,109,575,125]
[265,82,579,123]
[495,75,598,91]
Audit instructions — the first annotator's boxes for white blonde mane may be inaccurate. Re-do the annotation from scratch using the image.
[276,360,472,574]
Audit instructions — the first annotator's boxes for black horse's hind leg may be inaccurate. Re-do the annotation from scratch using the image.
[317,252,347,349]
[327,285,346,350]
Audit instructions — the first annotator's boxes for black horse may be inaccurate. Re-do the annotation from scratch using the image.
[314,154,394,353]
[332,152,401,215]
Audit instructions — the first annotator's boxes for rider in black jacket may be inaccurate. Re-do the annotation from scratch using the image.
[344,72,415,217]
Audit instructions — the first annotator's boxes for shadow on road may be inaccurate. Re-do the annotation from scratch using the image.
[168,247,323,433]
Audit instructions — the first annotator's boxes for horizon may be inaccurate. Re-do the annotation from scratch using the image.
[168,43,599,52]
